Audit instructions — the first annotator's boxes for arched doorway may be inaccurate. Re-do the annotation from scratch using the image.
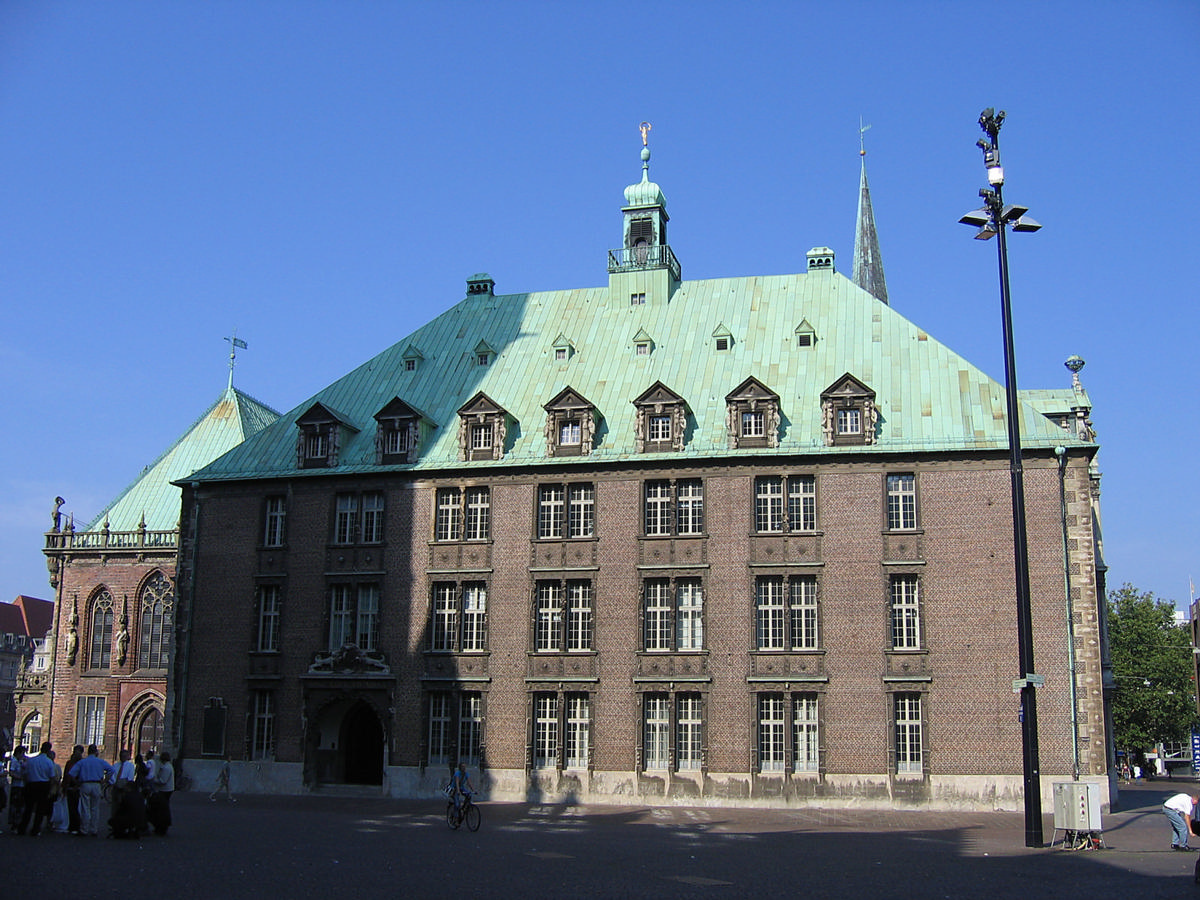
[339,701,383,785]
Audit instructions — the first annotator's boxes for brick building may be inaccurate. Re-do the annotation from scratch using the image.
[21,385,278,759]
[171,136,1109,810]
[1,595,53,749]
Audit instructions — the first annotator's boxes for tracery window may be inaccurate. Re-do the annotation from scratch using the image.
[138,572,175,669]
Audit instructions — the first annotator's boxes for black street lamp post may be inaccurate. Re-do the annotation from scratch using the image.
[959,108,1045,848]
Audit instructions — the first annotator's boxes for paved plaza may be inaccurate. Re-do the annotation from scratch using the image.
[3,780,1196,898]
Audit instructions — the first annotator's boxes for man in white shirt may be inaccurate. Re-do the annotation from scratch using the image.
[1164,792,1199,850]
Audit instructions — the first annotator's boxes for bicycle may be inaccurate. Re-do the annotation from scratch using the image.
[446,794,481,831]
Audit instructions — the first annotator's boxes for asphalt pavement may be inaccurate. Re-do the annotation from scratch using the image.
[3,779,1196,898]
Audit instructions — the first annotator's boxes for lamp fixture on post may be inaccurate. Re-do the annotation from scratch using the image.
[960,107,1044,849]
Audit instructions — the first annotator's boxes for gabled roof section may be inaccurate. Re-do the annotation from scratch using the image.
[726,376,778,404]
[458,391,506,418]
[821,373,875,401]
[90,387,280,531]
[374,397,430,423]
[296,401,358,431]
[634,381,687,409]
[544,387,594,413]
[1,596,53,639]
[401,344,425,362]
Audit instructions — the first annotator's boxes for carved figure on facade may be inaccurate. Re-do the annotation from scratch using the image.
[115,603,130,666]
[308,643,391,674]
[65,595,79,665]
[51,496,65,532]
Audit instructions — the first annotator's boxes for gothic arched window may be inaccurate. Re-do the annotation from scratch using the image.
[89,589,114,669]
[139,572,174,669]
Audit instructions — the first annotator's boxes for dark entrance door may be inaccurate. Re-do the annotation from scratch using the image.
[340,701,384,785]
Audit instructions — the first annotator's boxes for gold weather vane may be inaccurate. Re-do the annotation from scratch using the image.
[640,121,652,146]
[859,118,872,157]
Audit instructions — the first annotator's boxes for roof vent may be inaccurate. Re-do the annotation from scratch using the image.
[467,273,495,295]
[806,247,835,273]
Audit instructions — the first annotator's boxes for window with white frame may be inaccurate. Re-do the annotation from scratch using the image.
[534,580,592,652]
[263,495,286,547]
[837,408,861,435]
[755,576,819,651]
[648,415,671,442]
[458,693,484,767]
[677,693,704,770]
[644,478,704,536]
[251,690,275,760]
[741,410,765,437]
[430,582,487,652]
[755,475,818,533]
[428,693,452,766]
[642,577,704,652]
[890,575,921,650]
[533,693,559,768]
[537,483,594,540]
[470,423,493,450]
[793,693,820,773]
[434,486,490,542]
[886,473,917,530]
[75,696,106,747]
[138,571,174,669]
[633,383,687,452]
[758,694,786,772]
[328,583,379,651]
[894,693,923,774]
[427,691,485,767]
[334,494,358,544]
[256,584,281,652]
[643,694,670,770]
[564,694,591,769]
[641,691,705,772]
[362,492,385,543]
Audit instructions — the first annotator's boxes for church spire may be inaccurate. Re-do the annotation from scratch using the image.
[852,122,889,305]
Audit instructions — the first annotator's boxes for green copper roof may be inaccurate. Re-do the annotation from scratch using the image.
[88,387,280,530]
[187,259,1092,484]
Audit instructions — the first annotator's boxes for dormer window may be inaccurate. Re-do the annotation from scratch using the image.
[631,292,646,306]
[402,344,424,373]
[296,402,358,469]
[474,340,494,368]
[636,343,650,356]
[725,377,781,449]
[477,353,490,367]
[821,374,877,446]
[374,397,430,465]
[632,328,654,358]
[795,319,817,348]
[458,392,510,461]
[555,348,568,362]
[633,382,688,453]
[551,334,575,363]
[405,358,417,372]
[543,387,598,457]
[713,324,733,352]
[716,337,730,351]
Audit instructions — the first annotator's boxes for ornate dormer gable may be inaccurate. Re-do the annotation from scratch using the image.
[820,373,877,447]
[373,397,433,465]
[794,318,817,348]
[457,392,511,461]
[473,340,495,368]
[632,381,689,453]
[632,327,655,358]
[725,377,781,449]
[295,402,359,469]
[712,324,734,352]
[543,387,599,457]
[401,344,424,373]
[551,334,575,363]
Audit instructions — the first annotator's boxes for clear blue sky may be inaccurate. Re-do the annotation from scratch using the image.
[2,1,1197,607]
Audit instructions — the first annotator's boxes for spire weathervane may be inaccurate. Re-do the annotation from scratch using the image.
[859,118,871,157]
[639,121,651,146]
[224,332,248,390]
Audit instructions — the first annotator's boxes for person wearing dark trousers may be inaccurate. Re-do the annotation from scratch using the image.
[63,745,84,834]
[18,742,55,836]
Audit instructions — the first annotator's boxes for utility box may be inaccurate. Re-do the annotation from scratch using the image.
[1053,782,1102,832]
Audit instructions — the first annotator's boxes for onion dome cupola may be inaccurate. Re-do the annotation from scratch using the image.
[608,122,681,302]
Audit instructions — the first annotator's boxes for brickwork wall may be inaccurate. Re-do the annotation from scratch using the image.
[175,447,1108,808]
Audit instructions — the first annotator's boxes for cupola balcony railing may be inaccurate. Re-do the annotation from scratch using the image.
[44,524,179,551]
[607,244,681,282]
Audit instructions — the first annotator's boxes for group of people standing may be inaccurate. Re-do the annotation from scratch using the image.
[3,741,175,838]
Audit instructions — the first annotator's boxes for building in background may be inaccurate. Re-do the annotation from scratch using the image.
[19,386,278,759]
[1,595,53,749]
[170,135,1106,810]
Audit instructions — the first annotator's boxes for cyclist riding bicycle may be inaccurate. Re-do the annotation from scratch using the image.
[449,762,474,812]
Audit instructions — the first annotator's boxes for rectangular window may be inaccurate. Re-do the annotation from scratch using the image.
[464,487,490,541]
[644,694,670,770]
[643,578,704,652]
[535,582,562,652]
[459,693,483,767]
[567,484,594,538]
[648,415,671,442]
[538,484,594,539]
[644,579,672,651]
[758,694,786,772]
[263,496,286,547]
[461,583,487,651]
[566,581,592,652]
[334,494,358,544]
[384,425,410,456]
[631,292,646,306]
[837,408,861,435]
[329,585,353,650]
[559,420,581,446]
[471,423,493,449]
[538,485,564,538]
[886,473,917,530]
[895,693,923,774]
[756,577,786,650]
[741,410,765,437]
[356,584,379,651]
[789,577,818,650]
[533,693,559,768]
[787,476,816,532]
[564,694,590,769]
[431,584,458,652]
[90,605,113,669]
[756,576,819,650]
[644,480,672,535]
[793,694,820,773]
[755,476,785,533]
[256,585,281,652]
[676,479,704,535]
[676,579,704,651]
[361,492,385,543]
[677,693,703,771]
[890,575,921,650]
[305,431,327,460]
[251,690,275,761]
[435,488,461,541]
[75,696,106,747]
[428,693,451,766]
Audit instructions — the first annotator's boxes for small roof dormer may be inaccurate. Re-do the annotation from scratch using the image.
[295,401,359,469]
